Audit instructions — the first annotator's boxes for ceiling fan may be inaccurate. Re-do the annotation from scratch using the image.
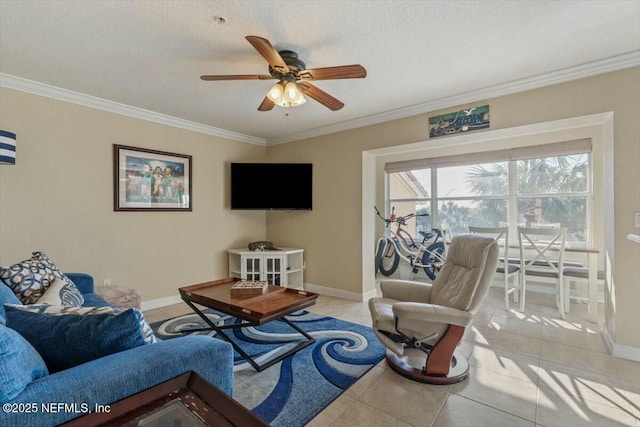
[201,36,367,111]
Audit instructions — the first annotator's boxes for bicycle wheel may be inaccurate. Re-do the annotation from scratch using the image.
[376,239,400,276]
[375,240,385,274]
[422,242,445,280]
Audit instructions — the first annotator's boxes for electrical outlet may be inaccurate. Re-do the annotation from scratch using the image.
[103,279,111,287]
[635,212,640,228]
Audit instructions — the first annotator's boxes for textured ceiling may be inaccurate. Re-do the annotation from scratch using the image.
[1,0,639,144]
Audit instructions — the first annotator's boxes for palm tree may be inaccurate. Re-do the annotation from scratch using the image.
[439,201,473,234]
[466,155,588,240]
[466,162,508,226]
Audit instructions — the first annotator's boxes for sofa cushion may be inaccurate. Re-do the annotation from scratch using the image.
[36,278,84,306]
[5,305,150,372]
[0,283,21,325]
[65,273,95,294]
[0,252,77,304]
[2,336,233,427]
[0,324,48,403]
[6,304,157,345]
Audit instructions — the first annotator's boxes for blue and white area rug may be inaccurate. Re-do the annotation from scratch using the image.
[150,309,386,427]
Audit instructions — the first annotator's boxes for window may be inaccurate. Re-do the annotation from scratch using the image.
[437,162,509,234]
[516,154,589,242]
[386,141,592,244]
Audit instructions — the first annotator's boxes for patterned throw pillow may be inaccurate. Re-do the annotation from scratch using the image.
[0,252,78,304]
[36,278,84,306]
[7,304,157,344]
[31,252,80,301]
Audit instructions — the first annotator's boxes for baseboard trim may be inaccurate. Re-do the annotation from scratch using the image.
[304,282,374,302]
[363,288,378,301]
[140,294,183,311]
[601,327,640,362]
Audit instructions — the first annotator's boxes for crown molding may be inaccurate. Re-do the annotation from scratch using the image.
[267,50,640,146]
[2,50,638,147]
[0,73,267,146]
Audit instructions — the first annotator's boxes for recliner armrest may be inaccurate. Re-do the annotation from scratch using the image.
[380,280,433,303]
[393,302,473,327]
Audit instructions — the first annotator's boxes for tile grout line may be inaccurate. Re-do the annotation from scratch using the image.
[453,393,538,425]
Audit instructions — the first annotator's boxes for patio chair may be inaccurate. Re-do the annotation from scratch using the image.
[518,226,567,318]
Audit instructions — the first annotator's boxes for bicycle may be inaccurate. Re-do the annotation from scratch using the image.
[374,206,448,280]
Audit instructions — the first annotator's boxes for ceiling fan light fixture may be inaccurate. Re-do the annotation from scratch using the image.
[283,81,306,107]
[283,81,302,103]
[289,93,306,107]
[267,80,306,108]
[267,82,285,104]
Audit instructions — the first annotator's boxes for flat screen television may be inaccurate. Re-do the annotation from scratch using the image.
[230,163,312,210]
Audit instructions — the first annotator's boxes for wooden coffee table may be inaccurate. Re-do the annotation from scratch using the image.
[61,371,269,427]
[179,278,318,372]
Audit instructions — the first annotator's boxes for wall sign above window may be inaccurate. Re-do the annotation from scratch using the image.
[429,105,490,138]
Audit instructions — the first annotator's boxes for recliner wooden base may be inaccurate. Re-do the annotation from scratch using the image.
[385,349,470,385]
[385,324,469,384]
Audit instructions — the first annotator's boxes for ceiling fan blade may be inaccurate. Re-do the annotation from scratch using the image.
[245,36,290,74]
[200,74,274,81]
[298,65,366,81]
[258,97,275,111]
[298,82,344,111]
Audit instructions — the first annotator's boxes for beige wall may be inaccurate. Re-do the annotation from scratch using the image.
[265,119,428,294]
[267,67,640,348]
[0,88,267,301]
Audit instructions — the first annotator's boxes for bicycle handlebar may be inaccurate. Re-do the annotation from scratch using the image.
[374,206,388,222]
[374,206,429,224]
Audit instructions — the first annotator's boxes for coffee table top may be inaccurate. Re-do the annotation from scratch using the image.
[179,278,318,324]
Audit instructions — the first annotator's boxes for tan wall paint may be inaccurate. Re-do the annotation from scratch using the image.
[265,119,428,293]
[0,88,267,300]
[267,67,640,348]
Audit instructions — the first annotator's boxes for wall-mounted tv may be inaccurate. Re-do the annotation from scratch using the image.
[230,163,312,210]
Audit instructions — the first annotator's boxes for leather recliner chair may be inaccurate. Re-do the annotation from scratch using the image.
[369,234,499,384]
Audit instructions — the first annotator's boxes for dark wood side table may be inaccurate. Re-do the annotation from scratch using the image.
[61,371,269,427]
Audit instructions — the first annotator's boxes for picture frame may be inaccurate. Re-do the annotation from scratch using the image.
[113,144,192,211]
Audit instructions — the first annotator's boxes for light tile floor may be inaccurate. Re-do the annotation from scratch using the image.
[144,283,640,427]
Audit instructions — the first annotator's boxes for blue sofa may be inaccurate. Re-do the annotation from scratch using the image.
[0,273,234,427]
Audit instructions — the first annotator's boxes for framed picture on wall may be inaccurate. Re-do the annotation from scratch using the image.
[113,144,192,211]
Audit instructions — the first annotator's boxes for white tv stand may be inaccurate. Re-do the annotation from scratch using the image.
[227,248,304,289]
